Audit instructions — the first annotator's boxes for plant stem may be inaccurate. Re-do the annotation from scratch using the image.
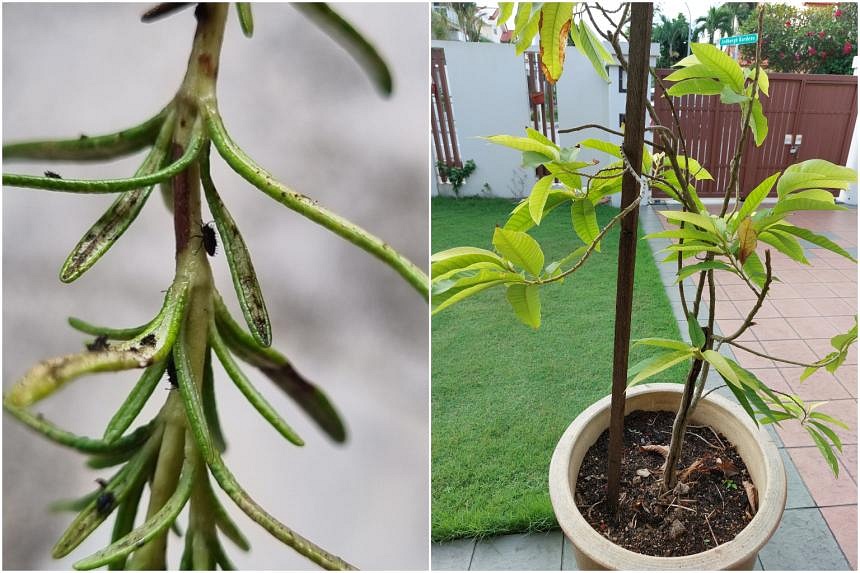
[606,1,652,515]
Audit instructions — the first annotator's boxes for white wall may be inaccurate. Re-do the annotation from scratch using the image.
[432,40,659,199]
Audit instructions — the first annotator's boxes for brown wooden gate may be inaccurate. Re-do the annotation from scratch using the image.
[652,70,857,198]
[431,47,461,182]
[524,51,558,145]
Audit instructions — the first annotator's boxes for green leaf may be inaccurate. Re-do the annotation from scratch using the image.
[677,260,733,282]
[634,338,695,351]
[498,2,514,26]
[516,6,542,55]
[809,411,850,430]
[806,426,840,477]
[580,138,621,158]
[571,198,600,251]
[236,3,254,37]
[73,459,195,569]
[703,349,740,386]
[569,19,611,82]
[525,127,559,150]
[737,217,758,265]
[758,230,809,264]
[737,172,780,222]
[202,349,227,453]
[505,189,574,232]
[771,197,846,217]
[770,224,857,262]
[687,316,705,348]
[743,251,767,289]
[432,280,507,314]
[538,3,574,83]
[659,210,716,232]
[749,98,768,146]
[690,42,744,92]
[808,421,843,453]
[643,228,716,243]
[628,350,694,386]
[756,68,769,96]
[210,326,304,447]
[492,227,545,276]
[664,64,713,82]
[670,155,713,180]
[482,134,559,160]
[103,362,167,444]
[776,159,857,198]
[431,246,508,278]
[202,146,271,347]
[529,175,556,224]
[291,3,393,95]
[522,150,552,168]
[506,284,541,328]
[720,85,750,105]
[546,161,585,190]
[514,2,534,40]
[666,78,723,97]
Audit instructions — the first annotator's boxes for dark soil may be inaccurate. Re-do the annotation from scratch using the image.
[575,410,756,557]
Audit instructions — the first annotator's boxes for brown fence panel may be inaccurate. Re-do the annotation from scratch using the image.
[525,51,558,177]
[431,47,461,181]
[652,70,857,198]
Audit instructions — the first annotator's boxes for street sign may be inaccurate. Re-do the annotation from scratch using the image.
[719,33,758,47]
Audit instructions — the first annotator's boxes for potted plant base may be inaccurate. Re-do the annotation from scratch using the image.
[549,383,787,570]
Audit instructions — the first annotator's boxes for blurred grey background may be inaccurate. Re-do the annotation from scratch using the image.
[3,3,428,570]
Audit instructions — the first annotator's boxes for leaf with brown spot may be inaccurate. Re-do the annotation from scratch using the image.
[737,216,758,265]
[538,3,573,84]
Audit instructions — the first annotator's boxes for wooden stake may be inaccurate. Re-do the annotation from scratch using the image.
[605,2,654,514]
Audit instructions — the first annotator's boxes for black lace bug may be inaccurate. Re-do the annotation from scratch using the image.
[44,170,62,179]
[141,333,157,347]
[166,359,178,389]
[86,335,110,352]
[95,478,115,515]
[201,222,218,256]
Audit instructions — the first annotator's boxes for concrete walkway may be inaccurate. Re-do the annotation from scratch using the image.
[432,202,856,571]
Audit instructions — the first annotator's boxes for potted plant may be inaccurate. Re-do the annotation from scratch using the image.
[431,3,856,568]
[3,3,428,570]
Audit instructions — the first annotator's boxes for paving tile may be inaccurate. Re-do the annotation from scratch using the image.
[790,282,840,298]
[561,537,578,571]
[730,341,775,369]
[812,269,853,283]
[715,300,743,320]
[835,368,857,398]
[820,506,857,570]
[807,297,856,317]
[776,421,816,448]
[826,282,858,298]
[785,317,849,339]
[772,298,822,318]
[767,282,803,300]
[788,447,857,506]
[735,299,782,319]
[819,399,858,446]
[758,508,850,570]
[721,283,760,301]
[760,340,819,365]
[838,269,857,283]
[749,318,801,341]
[471,531,562,571]
[748,368,793,394]
[839,445,857,481]
[780,448,816,510]
[432,538,476,571]
[780,367,852,401]
[717,319,757,342]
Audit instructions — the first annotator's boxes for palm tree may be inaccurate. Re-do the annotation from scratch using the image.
[721,2,757,35]
[653,12,690,67]
[694,6,734,44]
[449,3,484,42]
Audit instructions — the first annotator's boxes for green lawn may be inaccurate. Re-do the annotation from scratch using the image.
[431,197,686,541]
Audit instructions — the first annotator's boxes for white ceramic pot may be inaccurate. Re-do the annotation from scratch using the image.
[549,383,786,570]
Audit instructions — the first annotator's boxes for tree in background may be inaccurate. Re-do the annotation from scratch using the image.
[693,5,734,44]
[432,5,452,40]
[653,12,690,68]
[739,2,857,74]
[449,2,484,42]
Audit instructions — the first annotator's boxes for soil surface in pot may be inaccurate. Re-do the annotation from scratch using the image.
[575,410,756,557]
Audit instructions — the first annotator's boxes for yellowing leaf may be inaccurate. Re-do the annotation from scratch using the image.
[538,3,574,84]
[737,217,757,265]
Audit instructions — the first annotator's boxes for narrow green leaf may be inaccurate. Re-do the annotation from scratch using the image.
[687,315,705,348]
[210,326,304,446]
[720,85,750,105]
[571,198,600,251]
[538,3,574,83]
[235,3,254,37]
[580,138,621,158]
[492,227,545,276]
[3,106,170,161]
[677,260,733,282]
[629,350,693,386]
[67,317,150,341]
[431,246,508,278]
[108,476,146,570]
[659,210,716,232]
[570,19,610,82]
[737,172,780,222]
[506,284,541,329]
[528,175,556,224]
[504,190,573,232]
[516,6,542,55]
[72,458,195,570]
[482,135,559,160]
[809,411,850,430]
[202,348,227,452]
[643,228,716,243]
[175,336,214,462]
[806,426,840,476]
[808,420,843,453]
[758,230,809,264]
[771,224,857,262]
[749,98,768,146]
[432,280,507,314]
[634,338,695,351]
[497,2,514,26]
[291,3,393,95]
[743,251,767,289]
[525,127,559,150]
[776,159,857,197]
[702,350,740,386]
[664,64,713,82]
[213,295,346,442]
[666,78,722,97]
[201,145,271,347]
[514,2,534,41]
[103,361,168,444]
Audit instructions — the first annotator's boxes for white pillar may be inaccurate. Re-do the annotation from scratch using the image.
[838,55,859,205]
